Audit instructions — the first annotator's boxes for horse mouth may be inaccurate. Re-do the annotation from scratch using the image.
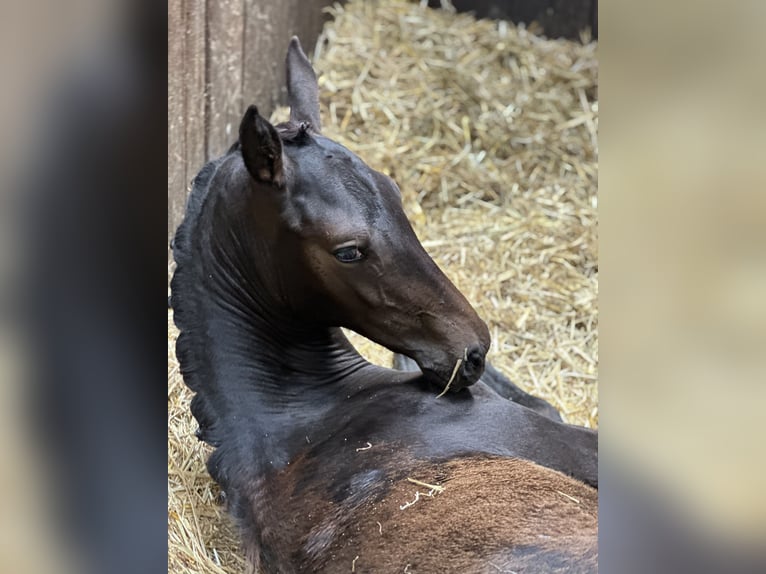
[410,343,487,393]
[420,363,483,394]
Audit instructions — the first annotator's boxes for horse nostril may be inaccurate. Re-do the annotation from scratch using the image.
[465,346,485,373]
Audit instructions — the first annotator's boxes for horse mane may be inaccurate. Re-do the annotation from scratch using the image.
[172,139,247,260]
[170,154,232,451]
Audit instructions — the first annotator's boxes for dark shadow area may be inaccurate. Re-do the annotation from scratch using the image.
[429,0,597,39]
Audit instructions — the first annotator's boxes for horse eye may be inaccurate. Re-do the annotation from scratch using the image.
[333,246,364,263]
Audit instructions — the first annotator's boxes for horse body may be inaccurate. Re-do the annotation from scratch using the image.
[171,37,597,573]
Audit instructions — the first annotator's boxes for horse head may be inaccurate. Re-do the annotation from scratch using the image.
[236,38,490,392]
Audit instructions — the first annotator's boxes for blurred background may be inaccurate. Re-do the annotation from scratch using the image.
[0,0,762,573]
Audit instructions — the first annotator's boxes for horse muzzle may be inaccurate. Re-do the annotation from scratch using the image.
[420,343,487,394]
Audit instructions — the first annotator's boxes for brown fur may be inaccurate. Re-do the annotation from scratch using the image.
[248,453,597,573]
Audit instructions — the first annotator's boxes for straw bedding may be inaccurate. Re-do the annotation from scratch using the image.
[168,1,598,571]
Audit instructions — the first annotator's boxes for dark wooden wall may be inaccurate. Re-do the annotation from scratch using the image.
[429,0,597,39]
[168,0,334,258]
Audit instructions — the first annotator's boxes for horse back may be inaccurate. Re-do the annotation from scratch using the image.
[246,454,598,573]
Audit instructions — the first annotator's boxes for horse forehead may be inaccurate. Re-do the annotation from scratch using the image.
[286,137,388,218]
[288,137,376,187]
[309,135,359,161]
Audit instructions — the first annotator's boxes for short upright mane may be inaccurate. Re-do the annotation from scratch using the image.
[170,150,239,450]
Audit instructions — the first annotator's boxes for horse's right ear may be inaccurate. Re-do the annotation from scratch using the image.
[239,105,284,187]
[286,36,321,131]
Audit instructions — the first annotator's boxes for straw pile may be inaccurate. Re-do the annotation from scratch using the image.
[168,1,597,571]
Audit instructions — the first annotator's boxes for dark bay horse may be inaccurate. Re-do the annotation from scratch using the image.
[171,37,597,574]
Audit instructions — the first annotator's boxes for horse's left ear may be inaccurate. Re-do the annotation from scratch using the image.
[239,105,284,187]
[286,36,321,131]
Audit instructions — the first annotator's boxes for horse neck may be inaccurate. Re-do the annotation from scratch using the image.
[172,164,372,455]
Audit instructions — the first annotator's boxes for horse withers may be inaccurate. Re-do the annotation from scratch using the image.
[171,37,597,574]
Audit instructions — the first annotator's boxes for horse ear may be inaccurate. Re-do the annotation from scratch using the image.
[286,36,321,131]
[239,105,284,187]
